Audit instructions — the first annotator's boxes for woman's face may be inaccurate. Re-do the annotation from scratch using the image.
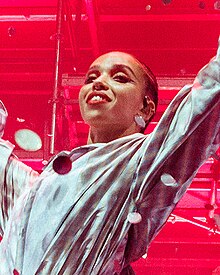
[79,52,147,132]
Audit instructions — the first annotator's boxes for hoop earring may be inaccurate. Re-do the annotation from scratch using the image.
[134,114,146,129]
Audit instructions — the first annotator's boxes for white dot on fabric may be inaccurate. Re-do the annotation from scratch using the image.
[161,173,178,187]
[127,212,142,224]
[142,253,148,259]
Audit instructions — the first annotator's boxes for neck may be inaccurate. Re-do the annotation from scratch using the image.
[87,124,140,144]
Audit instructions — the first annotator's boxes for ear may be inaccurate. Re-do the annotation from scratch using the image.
[140,96,156,122]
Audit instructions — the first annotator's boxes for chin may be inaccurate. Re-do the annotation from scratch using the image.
[84,117,107,128]
[83,112,109,125]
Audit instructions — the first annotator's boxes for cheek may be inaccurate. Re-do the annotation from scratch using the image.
[78,87,86,109]
[118,89,143,111]
[78,86,84,101]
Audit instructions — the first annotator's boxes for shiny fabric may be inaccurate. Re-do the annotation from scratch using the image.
[0,100,8,138]
[0,42,219,274]
[0,139,38,237]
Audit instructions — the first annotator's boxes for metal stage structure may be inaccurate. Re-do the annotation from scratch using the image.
[0,0,219,273]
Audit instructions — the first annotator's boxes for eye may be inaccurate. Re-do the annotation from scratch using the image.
[84,73,98,84]
[113,73,131,83]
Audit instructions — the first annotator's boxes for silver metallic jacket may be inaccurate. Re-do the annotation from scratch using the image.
[0,40,219,274]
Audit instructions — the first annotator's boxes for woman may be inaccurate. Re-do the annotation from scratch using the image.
[0,41,219,274]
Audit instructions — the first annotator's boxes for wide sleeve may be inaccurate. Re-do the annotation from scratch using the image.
[0,139,39,237]
[0,100,8,138]
[125,38,220,263]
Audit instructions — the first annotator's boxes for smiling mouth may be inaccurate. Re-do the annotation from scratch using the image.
[87,93,111,105]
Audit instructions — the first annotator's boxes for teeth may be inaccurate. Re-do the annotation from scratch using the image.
[91,95,103,101]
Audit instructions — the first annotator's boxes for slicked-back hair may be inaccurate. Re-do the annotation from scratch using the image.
[139,62,158,132]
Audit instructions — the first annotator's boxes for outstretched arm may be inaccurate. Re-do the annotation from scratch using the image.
[126,37,220,263]
[0,101,39,236]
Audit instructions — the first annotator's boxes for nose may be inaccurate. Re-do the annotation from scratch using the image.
[92,77,109,91]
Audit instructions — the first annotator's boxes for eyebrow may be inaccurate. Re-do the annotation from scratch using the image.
[87,64,137,79]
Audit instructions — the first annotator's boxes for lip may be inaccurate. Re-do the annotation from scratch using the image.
[86,91,112,105]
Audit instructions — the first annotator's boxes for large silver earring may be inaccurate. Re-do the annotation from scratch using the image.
[134,114,146,128]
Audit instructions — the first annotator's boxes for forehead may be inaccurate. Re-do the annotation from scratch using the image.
[89,52,143,74]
